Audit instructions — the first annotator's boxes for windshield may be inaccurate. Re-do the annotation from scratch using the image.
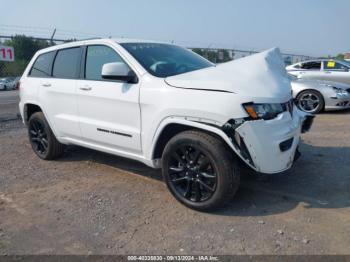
[121,43,213,77]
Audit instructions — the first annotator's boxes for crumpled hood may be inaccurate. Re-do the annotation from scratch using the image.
[165,48,292,102]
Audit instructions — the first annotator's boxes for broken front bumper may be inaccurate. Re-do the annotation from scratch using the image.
[234,107,313,174]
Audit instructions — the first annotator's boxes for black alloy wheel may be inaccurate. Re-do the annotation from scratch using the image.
[162,130,240,211]
[167,144,217,202]
[29,118,49,157]
[28,112,65,160]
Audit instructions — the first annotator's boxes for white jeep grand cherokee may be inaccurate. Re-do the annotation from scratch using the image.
[19,38,313,211]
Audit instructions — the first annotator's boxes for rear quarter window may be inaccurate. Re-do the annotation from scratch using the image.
[29,51,55,77]
[323,61,349,71]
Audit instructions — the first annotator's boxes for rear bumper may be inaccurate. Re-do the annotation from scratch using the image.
[235,107,311,174]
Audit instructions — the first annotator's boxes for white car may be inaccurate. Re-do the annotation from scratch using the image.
[19,39,313,211]
[0,78,11,91]
[286,59,350,85]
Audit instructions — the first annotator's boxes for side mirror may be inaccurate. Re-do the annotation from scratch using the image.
[101,62,138,83]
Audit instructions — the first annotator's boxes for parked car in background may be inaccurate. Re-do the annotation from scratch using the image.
[19,39,313,211]
[0,77,20,91]
[0,78,10,91]
[290,74,350,113]
[8,77,21,90]
[286,59,350,85]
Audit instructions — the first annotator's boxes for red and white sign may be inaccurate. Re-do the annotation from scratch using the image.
[0,45,15,62]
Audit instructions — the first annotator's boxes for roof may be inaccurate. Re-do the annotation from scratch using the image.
[35,38,171,55]
[111,38,169,44]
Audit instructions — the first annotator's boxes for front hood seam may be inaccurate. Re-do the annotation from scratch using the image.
[164,79,234,93]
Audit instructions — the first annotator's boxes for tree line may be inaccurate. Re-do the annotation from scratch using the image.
[0,35,347,77]
[0,35,53,77]
[0,36,234,77]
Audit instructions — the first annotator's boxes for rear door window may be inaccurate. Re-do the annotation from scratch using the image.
[29,51,55,77]
[300,61,321,70]
[323,61,349,71]
[53,47,81,79]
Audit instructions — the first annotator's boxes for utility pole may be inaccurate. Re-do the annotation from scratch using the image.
[50,28,56,45]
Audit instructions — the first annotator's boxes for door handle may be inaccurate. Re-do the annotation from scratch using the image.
[42,83,51,87]
[324,71,332,74]
[79,86,92,91]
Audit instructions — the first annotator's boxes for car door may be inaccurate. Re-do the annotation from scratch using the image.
[35,47,82,139]
[321,61,350,85]
[77,44,141,153]
[296,61,322,80]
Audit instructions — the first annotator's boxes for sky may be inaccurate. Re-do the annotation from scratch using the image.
[1,0,349,57]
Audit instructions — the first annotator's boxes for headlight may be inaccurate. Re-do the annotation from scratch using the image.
[243,103,285,120]
[332,86,348,96]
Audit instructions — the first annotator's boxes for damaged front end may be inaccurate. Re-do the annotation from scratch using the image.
[165,47,314,174]
[223,104,314,174]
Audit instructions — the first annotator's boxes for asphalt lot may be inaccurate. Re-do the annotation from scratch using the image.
[0,90,20,120]
[0,90,350,255]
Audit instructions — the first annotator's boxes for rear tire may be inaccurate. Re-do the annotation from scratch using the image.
[162,130,240,211]
[28,112,65,160]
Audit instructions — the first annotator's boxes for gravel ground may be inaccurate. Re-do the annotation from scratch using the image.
[0,91,350,255]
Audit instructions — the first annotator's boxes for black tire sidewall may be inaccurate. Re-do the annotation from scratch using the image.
[28,112,54,159]
[162,132,239,211]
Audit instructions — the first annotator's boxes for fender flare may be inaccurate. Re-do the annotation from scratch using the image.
[148,116,255,170]
[22,101,61,139]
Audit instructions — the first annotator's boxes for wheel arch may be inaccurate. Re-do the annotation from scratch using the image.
[150,118,239,163]
[296,88,324,98]
[23,103,43,124]
[23,102,62,143]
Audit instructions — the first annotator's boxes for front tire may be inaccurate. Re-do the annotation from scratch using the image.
[28,112,65,160]
[296,90,325,114]
[162,130,240,211]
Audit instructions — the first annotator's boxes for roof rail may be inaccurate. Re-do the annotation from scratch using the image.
[79,37,102,41]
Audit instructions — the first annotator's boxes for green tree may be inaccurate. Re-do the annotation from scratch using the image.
[4,35,51,61]
[336,53,345,60]
[0,35,52,77]
[191,48,233,63]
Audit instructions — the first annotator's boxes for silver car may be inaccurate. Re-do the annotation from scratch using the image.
[0,77,19,91]
[287,59,350,85]
[7,77,20,90]
[0,78,10,91]
[290,74,350,113]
